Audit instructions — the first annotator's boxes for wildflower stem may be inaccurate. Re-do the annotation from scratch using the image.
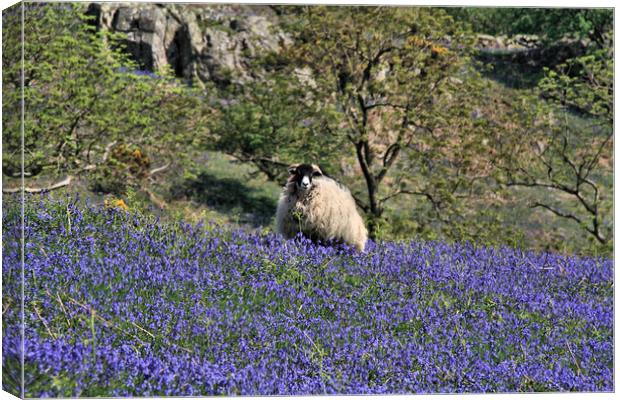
[32,302,57,340]
[64,295,149,346]
[130,320,155,339]
[566,341,582,376]
[56,292,72,328]
[62,293,193,353]
[66,204,72,234]
[90,308,97,361]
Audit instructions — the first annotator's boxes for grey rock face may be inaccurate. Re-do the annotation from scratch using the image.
[87,3,287,86]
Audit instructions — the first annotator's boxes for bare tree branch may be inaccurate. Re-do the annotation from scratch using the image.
[351,193,369,213]
[148,163,171,176]
[102,140,118,163]
[531,201,583,225]
[380,188,427,203]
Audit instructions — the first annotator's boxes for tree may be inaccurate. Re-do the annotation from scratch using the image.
[2,3,208,193]
[210,6,509,243]
[446,8,613,47]
[492,47,613,253]
[442,7,613,255]
[281,6,487,238]
[208,71,343,182]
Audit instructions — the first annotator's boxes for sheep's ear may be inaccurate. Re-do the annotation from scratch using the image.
[313,164,326,176]
[288,163,299,175]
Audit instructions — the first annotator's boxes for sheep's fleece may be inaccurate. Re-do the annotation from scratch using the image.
[276,167,368,251]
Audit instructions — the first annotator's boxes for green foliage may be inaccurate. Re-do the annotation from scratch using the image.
[539,48,613,123]
[209,6,530,246]
[208,72,343,181]
[440,6,613,256]
[2,3,208,194]
[280,6,507,242]
[161,151,282,228]
[2,4,611,256]
[90,144,151,195]
[446,8,612,46]
[491,51,612,254]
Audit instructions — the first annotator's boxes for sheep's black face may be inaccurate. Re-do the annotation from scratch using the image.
[289,164,323,192]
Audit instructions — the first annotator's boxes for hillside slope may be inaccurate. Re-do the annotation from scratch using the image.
[2,195,613,396]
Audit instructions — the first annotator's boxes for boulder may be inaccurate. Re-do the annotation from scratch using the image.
[87,3,288,86]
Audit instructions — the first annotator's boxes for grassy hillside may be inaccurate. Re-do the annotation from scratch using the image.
[162,151,282,228]
[4,136,609,258]
[3,195,612,396]
[3,4,611,258]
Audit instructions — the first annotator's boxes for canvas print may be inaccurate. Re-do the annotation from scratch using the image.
[1,1,613,397]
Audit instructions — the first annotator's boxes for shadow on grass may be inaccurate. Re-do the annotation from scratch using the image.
[475,41,587,89]
[475,49,545,89]
[176,171,277,227]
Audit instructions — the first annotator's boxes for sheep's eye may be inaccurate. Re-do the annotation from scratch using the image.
[313,172,322,177]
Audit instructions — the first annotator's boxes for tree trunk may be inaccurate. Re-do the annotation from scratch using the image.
[366,208,384,240]
[355,140,384,239]
[366,186,385,240]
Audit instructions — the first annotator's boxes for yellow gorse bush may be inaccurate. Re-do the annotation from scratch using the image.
[431,45,449,55]
[407,35,449,56]
[104,198,129,211]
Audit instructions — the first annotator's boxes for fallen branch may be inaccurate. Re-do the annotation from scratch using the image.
[102,140,118,163]
[130,320,155,339]
[149,163,171,176]
[2,175,73,194]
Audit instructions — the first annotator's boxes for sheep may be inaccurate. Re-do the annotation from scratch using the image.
[276,163,368,251]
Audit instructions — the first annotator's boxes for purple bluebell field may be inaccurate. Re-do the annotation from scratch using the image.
[2,195,613,396]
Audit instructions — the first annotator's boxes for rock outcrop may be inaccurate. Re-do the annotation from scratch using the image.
[87,3,288,86]
[477,33,541,50]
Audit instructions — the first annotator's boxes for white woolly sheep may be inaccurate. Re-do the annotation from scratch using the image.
[276,163,368,251]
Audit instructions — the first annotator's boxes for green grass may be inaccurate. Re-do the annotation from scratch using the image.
[156,151,282,228]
